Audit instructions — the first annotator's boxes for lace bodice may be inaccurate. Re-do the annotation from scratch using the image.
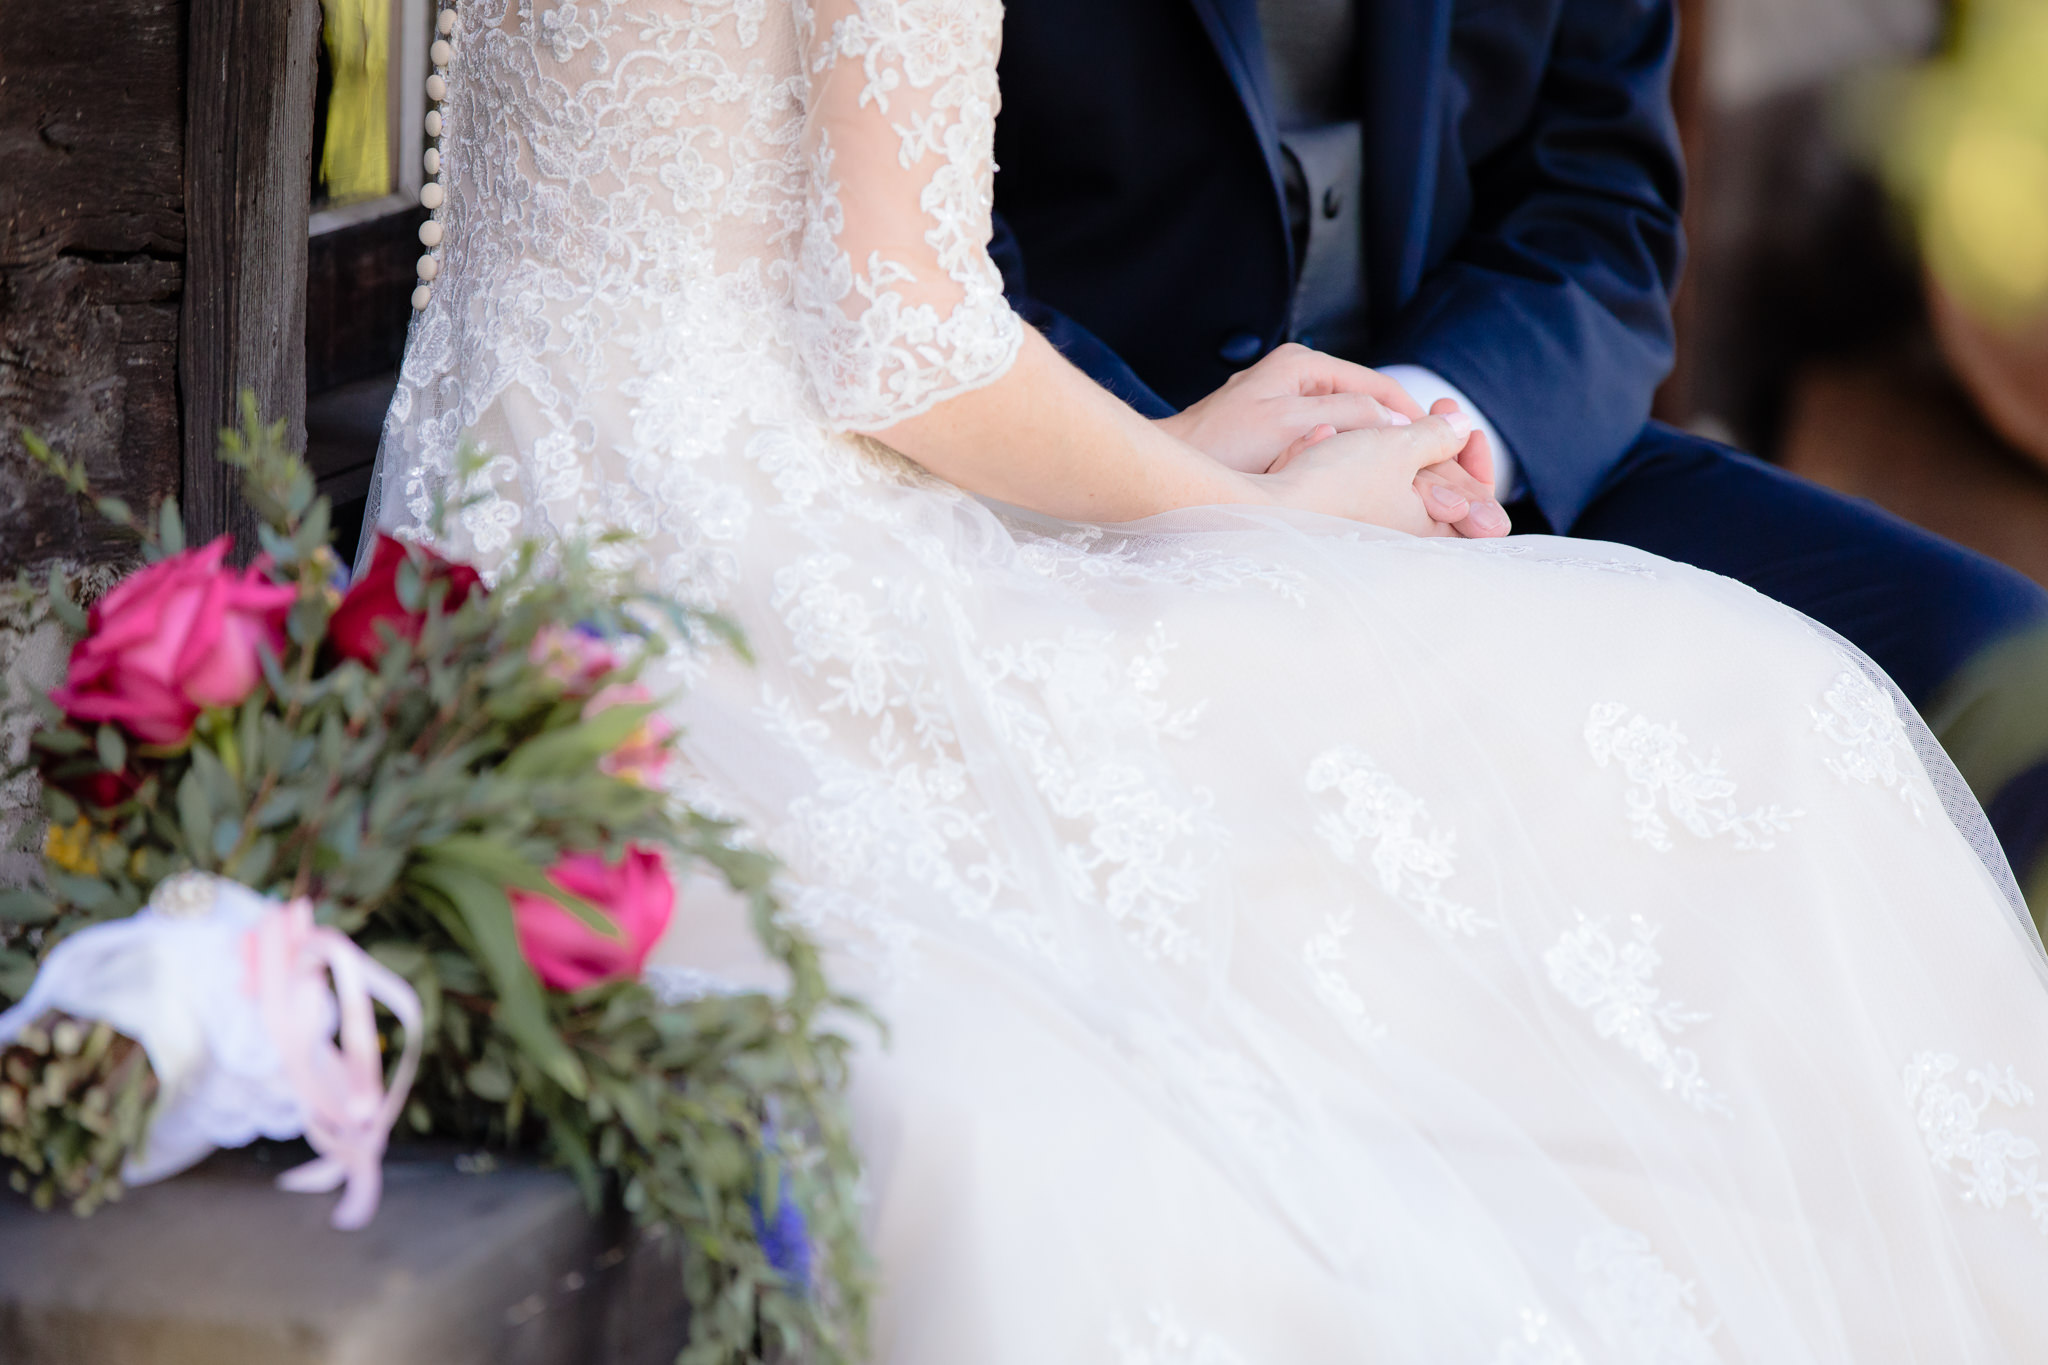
[369,0,1019,558]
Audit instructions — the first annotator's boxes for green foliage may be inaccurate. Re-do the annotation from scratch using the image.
[2,396,870,1363]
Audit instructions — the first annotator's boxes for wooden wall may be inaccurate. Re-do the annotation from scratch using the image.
[0,0,186,573]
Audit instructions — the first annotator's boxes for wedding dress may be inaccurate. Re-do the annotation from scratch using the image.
[367,1,2048,1358]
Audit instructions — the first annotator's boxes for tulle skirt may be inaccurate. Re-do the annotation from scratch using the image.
[647,490,2048,1364]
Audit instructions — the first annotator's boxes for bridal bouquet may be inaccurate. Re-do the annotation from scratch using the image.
[0,401,868,1364]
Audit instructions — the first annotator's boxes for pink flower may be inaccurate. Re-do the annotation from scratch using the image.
[50,538,297,746]
[510,845,675,991]
[329,534,483,666]
[530,625,619,694]
[588,683,675,786]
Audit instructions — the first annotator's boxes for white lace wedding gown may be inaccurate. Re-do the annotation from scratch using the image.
[368,1,2048,1358]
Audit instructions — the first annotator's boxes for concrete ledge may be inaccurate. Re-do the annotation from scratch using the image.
[0,1144,688,1365]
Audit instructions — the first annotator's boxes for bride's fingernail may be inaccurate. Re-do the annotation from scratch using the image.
[1429,485,1466,510]
[1471,501,1508,532]
[1441,411,1477,438]
[1386,411,1413,427]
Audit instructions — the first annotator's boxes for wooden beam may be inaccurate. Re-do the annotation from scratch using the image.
[0,0,184,575]
[180,0,321,553]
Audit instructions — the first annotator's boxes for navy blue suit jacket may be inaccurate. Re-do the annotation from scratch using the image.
[990,0,1686,529]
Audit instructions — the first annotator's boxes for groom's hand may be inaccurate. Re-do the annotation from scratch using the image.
[1156,343,1428,474]
[1160,345,1508,537]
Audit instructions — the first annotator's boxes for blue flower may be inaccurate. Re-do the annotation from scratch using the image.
[750,1174,811,1291]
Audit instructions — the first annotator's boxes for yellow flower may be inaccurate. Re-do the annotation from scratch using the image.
[44,818,100,877]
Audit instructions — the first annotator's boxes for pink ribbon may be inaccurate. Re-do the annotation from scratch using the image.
[246,900,423,1230]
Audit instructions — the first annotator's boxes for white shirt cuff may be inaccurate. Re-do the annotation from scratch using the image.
[1379,364,1522,502]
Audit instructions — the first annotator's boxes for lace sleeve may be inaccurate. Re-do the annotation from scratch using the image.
[794,0,1024,431]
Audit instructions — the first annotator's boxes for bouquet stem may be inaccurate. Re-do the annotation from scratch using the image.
[0,1013,157,1214]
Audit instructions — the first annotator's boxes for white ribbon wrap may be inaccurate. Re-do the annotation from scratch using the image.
[0,871,422,1228]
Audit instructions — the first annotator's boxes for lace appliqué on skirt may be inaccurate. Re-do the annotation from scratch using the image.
[1584,704,1802,852]
[1306,746,1490,935]
[1302,908,1390,1048]
[1811,667,1930,823]
[1545,914,1732,1116]
[1904,1051,2048,1234]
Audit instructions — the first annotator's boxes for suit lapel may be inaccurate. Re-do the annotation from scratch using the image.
[1359,0,1453,319]
[1185,0,1293,277]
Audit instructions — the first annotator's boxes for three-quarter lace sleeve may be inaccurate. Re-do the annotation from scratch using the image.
[794,0,1023,431]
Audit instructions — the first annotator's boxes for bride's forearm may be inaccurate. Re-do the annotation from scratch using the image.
[869,329,1267,522]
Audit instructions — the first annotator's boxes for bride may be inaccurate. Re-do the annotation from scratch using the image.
[369,1,2048,1358]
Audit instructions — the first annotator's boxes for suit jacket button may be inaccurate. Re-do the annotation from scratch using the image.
[1219,332,1264,364]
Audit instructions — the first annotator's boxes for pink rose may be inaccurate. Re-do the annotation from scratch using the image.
[50,538,297,746]
[530,625,620,694]
[588,683,675,786]
[510,845,675,991]
[329,534,483,665]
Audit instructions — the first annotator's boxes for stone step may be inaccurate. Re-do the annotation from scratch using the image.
[0,1143,688,1365]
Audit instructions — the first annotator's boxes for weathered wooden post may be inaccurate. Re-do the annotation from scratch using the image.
[181,0,325,552]
[0,0,186,572]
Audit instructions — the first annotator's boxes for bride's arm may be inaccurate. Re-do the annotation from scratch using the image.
[791,0,1471,531]
[876,325,1474,526]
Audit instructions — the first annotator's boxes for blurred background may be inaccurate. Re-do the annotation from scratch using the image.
[1661,0,2048,588]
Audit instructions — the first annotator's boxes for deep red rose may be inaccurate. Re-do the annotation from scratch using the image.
[510,845,675,991]
[328,534,483,665]
[57,764,145,809]
[48,537,296,746]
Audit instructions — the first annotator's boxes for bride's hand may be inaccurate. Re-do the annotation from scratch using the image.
[1254,410,1482,536]
[1155,343,1427,475]
[1158,346,1509,536]
[1404,397,1510,537]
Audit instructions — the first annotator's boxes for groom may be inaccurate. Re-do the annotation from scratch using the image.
[990,0,2048,916]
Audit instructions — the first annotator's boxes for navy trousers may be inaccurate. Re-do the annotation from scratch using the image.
[1559,422,2048,911]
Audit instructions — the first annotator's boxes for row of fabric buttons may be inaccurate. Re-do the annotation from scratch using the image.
[411,6,460,311]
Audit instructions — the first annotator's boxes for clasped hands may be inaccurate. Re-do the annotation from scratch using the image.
[1156,343,1510,538]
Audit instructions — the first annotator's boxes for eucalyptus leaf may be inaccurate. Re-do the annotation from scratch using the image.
[33,728,87,756]
[251,787,300,829]
[42,784,80,827]
[465,1055,513,1102]
[409,857,588,1098]
[0,949,35,1002]
[257,524,293,566]
[423,834,624,942]
[0,889,58,924]
[46,566,86,635]
[159,496,185,555]
[224,834,274,887]
[94,725,126,777]
[47,873,115,913]
[175,769,212,859]
[502,703,659,781]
